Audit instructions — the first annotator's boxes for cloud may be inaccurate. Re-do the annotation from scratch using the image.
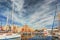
[0,0,59,29]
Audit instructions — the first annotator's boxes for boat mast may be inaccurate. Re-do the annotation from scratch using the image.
[11,0,14,26]
[51,0,57,35]
[0,20,2,31]
[58,13,60,30]
[6,14,9,26]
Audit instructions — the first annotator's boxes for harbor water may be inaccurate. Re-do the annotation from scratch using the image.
[0,36,59,40]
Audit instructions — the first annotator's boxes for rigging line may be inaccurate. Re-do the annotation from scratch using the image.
[51,0,58,37]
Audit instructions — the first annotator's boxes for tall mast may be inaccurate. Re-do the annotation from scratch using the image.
[0,20,2,31]
[11,0,14,26]
[58,13,60,30]
[0,17,3,31]
[1,20,2,27]
[6,14,9,26]
[51,0,57,35]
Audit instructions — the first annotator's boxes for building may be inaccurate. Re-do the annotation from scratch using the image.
[11,25,18,33]
[3,25,11,32]
[20,25,34,40]
[20,25,34,32]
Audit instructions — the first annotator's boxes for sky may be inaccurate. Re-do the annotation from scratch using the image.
[0,0,60,29]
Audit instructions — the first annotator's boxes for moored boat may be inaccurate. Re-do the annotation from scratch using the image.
[0,33,21,40]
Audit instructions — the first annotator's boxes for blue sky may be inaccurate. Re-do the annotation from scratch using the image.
[0,0,60,29]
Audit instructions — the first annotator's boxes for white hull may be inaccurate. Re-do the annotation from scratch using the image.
[0,34,21,39]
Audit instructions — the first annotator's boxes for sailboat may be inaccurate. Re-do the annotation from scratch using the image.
[0,1,21,40]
